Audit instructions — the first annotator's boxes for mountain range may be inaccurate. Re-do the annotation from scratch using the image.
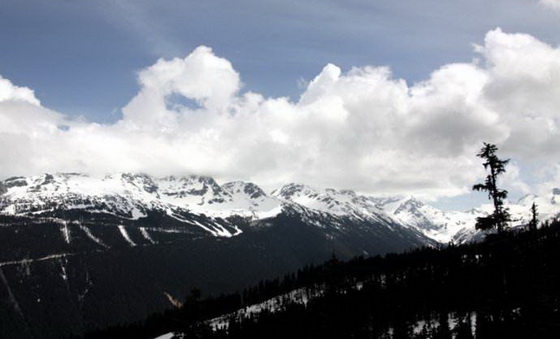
[1,173,558,243]
[0,173,558,338]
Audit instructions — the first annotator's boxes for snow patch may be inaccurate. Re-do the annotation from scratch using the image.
[140,227,157,244]
[79,223,109,248]
[0,253,75,267]
[118,225,136,246]
[208,286,324,331]
[60,220,71,244]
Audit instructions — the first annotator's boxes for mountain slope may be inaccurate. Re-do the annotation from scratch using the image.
[0,173,435,338]
[2,173,559,246]
[0,173,558,338]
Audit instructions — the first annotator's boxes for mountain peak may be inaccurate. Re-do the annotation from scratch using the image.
[1,172,558,245]
[394,197,425,216]
[271,183,318,200]
[119,173,159,194]
[158,174,227,202]
[222,181,267,200]
[338,189,358,197]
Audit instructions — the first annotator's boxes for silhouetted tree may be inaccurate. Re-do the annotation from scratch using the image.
[528,202,538,232]
[472,143,510,233]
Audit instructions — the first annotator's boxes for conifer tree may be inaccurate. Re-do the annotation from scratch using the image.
[529,202,538,232]
[472,143,510,233]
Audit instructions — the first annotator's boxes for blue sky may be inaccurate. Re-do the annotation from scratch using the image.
[2,0,559,122]
[1,0,560,210]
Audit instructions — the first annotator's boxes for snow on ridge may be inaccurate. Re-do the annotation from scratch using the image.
[1,173,559,244]
[0,172,284,223]
[271,183,560,244]
[271,183,387,222]
[375,193,560,244]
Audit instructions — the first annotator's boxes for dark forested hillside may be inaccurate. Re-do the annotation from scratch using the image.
[0,207,429,339]
[94,219,560,339]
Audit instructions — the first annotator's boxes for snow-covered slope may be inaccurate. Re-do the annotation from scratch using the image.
[373,190,560,244]
[272,183,386,220]
[270,182,560,244]
[371,197,480,243]
[513,190,560,223]
[271,184,482,243]
[156,176,282,219]
[0,173,284,238]
[0,173,558,244]
[0,173,284,218]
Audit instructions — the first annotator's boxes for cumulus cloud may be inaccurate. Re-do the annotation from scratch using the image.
[121,46,241,130]
[0,29,559,198]
[0,76,40,105]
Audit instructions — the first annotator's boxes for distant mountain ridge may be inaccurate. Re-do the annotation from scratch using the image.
[1,172,557,244]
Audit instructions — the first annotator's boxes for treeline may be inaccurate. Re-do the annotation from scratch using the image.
[83,252,356,338]
[85,219,560,339]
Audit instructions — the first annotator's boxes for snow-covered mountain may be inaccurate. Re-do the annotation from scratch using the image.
[372,189,560,244]
[1,173,558,338]
[513,190,560,223]
[0,173,443,262]
[269,182,560,244]
[0,173,282,219]
[0,173,467,243]
[0,173,284,238]
[370,196,479,243]
[1,173,558,244]
[0,173,435,337]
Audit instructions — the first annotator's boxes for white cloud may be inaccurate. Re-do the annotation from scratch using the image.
[0,29,559,199]
[0,76,40,106]
[120,46,240,131]
[540,0,560,10]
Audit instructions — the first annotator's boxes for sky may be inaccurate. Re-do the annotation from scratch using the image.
[1,0,560,210]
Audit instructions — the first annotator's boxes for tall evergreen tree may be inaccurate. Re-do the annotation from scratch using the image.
[472,143,510,233]
[529,202,538,232]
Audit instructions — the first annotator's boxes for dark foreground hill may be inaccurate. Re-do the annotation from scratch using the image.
[0,208,430,339]
[94,219,560,339]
